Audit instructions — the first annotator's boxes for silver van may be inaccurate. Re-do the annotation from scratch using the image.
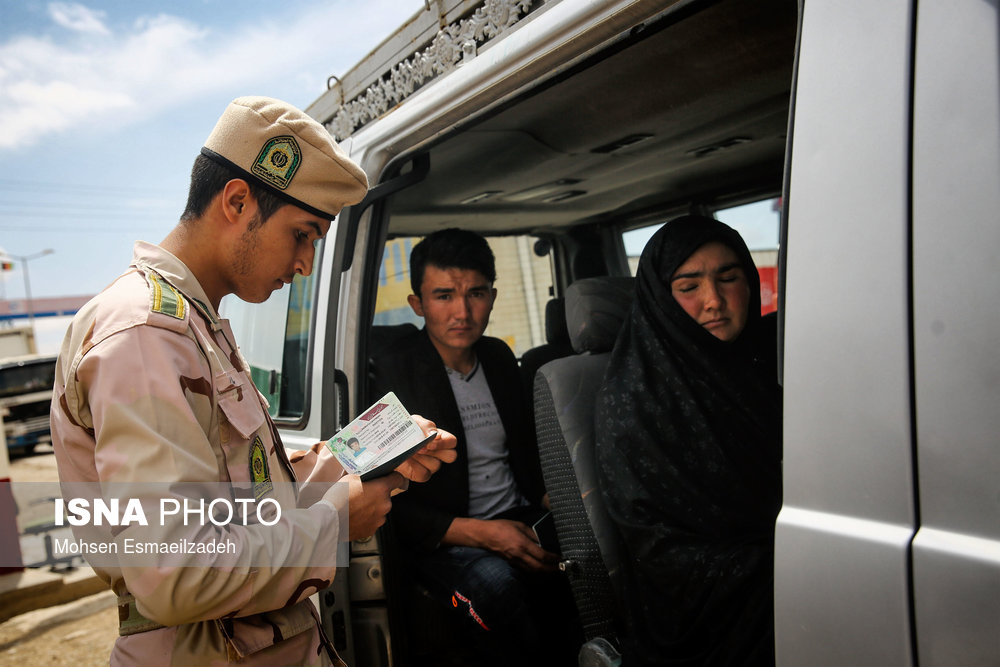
[223,0,999,664]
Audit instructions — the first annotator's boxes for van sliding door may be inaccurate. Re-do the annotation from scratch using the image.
[909,0,1000,663]
[776,0,917,664]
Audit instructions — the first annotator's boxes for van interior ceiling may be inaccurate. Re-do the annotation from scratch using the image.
[383,0,798,239]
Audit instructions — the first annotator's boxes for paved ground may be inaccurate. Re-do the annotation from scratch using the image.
[8,445,78,567]
[0,588,117,666]
[6,444,59,483]
[2,446,118,664]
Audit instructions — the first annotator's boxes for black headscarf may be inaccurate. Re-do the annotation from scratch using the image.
[595,215,782,666]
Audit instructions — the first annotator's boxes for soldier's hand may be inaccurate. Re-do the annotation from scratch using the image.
[395,416,458,483]
[346,472,407,541]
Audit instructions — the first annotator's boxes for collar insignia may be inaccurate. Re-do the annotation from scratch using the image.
[149,273,186,320]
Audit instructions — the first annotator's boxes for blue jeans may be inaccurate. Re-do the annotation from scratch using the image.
[414,544,579,666]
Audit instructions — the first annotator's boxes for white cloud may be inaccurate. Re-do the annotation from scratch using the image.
[48,3,110,35]
[0,1,420,152]
[0,80,132,149]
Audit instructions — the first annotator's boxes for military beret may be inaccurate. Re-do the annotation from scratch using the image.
[201,96,369,220]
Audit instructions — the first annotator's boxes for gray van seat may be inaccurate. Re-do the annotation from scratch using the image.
[520,297,575,395]
[533,276,634,655]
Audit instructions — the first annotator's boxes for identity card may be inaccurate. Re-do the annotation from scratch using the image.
[325,392,436,481]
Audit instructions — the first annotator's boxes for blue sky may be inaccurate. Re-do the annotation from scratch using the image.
[0,0,420,304]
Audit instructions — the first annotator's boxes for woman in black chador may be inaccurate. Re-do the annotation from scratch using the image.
[595,215,782,666]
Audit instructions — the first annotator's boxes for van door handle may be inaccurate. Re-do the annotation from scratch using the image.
[333,368,350,430]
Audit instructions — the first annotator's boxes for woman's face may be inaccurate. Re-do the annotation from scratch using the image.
[669,241,751,342]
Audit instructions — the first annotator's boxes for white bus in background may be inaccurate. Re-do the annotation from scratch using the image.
[0,354,56,455]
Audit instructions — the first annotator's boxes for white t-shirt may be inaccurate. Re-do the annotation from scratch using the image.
[446,360,527,519]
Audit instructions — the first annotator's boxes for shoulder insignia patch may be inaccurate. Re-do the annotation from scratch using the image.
[252,136,301,190]
[250,436,273,500]
[149,273,186,320]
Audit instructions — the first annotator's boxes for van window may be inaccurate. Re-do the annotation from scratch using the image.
[620,197,781,314]
[717,199,780,315]
[222,269,316,421]
[374,235,552,357]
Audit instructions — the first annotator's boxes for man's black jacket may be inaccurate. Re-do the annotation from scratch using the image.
[369,327,545,552]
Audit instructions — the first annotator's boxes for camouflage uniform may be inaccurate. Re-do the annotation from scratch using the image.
[51,241,346,666]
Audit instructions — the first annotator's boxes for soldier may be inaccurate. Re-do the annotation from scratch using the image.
[50,96,456,665]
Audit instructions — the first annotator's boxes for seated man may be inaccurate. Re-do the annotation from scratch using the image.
[370,228,579,666]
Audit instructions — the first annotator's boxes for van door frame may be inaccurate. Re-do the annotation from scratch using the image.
[775,0,918,664]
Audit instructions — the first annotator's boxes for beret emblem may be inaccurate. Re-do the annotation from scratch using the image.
[252,136,301,190]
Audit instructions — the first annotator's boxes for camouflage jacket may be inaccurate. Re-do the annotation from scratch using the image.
[51,241,346,666]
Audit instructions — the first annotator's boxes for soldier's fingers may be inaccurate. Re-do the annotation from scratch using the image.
[428,428,457,452]
[377,471,408,494]
[428,447,457,463]
[411,414,437,436]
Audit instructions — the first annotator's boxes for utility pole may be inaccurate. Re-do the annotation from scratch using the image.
[0,249,54,335]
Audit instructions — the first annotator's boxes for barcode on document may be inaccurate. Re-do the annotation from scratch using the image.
[383,422,412,448]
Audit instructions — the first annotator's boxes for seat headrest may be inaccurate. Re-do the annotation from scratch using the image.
[544,298,569,344]
[368,322,419,356]
[565,277,635,354]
